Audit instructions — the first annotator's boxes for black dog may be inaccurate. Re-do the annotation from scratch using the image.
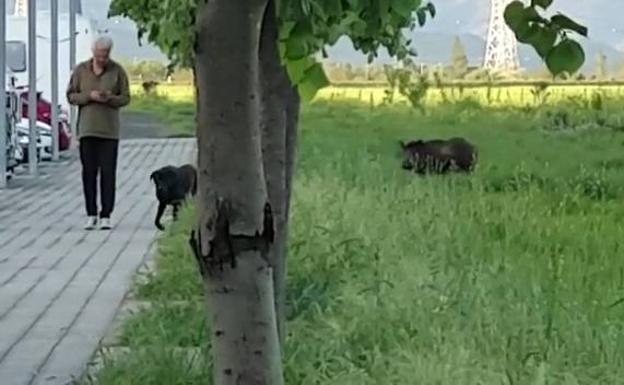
[149,164,197,230]
[399,137,478,174]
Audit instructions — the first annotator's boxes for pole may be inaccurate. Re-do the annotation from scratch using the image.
[51,0,59,161]
[0,0,7,188]
[27,0,37,174]
[69,0,77,138]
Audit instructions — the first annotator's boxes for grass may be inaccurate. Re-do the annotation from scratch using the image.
[90,90,624,384]
[127,94,197,136]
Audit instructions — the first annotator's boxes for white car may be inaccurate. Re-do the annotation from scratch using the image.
[16,117,49,163]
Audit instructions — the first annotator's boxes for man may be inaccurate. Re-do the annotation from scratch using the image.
[66,36,130,230]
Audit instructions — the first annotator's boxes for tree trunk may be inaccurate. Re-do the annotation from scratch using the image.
[278,83,300,340]
[284,85,301,219]
[259,0,290,347]
[191,1,284,384]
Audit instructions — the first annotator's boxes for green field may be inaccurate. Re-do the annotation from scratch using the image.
[94,92,624,384]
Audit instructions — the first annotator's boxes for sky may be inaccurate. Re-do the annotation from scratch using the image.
[7,0,624,57]
[418,0,623,50]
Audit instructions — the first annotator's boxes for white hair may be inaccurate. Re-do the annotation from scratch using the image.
[92,35,114,51]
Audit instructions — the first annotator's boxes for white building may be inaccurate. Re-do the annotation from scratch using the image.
[5,9,96,110]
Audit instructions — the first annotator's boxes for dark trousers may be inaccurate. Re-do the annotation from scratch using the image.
[79,137,119,218]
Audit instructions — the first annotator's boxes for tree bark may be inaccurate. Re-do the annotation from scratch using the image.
[284,85,301,219]
[278,82,300,339]
[191,1,284,384]
[258,0,300,347]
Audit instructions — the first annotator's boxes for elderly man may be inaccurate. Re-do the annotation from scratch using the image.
[66,36,130,230]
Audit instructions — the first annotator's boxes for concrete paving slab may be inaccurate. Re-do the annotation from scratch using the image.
[0,136,195,385]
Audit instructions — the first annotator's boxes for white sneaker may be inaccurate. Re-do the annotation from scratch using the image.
[84,216,98,230]
[100,218,112,230]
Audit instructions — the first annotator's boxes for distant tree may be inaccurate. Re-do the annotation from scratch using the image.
[323,63,344,82]
[532,65,555,81]
[124,60,167,82]
[344,63,357,81]
[464,67,490,81]
[451,36,468,79]
[595,51,608,80]
[616,61,624,80]
[368,65,385,81]
[170,67,194,83]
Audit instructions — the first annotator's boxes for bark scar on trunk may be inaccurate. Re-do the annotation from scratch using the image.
[190,198,275,277]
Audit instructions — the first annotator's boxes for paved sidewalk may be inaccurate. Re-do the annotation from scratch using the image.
[0,138,195,385]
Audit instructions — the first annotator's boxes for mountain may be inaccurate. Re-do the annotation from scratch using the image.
[11,0,624,74]
[324,33,487,67]
[324,32,624,74]
[96,18,168,63]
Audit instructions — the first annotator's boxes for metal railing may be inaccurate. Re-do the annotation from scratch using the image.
[1,0,7,188]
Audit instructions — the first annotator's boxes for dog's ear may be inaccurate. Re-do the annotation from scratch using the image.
[149,171,158,183]
[399,140,406,149]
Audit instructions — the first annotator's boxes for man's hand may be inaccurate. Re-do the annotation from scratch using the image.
[99,90,111,102]
[89,90,111,102]
[89,90,102,101]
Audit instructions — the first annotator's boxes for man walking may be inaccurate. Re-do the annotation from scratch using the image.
[66,36,130,230]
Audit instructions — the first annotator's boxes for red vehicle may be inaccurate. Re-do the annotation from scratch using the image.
[20,92,72,151]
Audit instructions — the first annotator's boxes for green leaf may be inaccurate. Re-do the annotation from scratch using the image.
[503,1,526,30]
[341,11,368,36]
[425,2,436,18]
[550,14,588,37]
[514,22,539,43]
[527,26,558,58]
[531,0,553,9]
[279,21,297,41]
[392,0,421,18]
[297,62,330,102]
[300,0,311,16]
[283,21,315,60]
[285,57,316,84]
[320,0,343,17]
[545,38,585,76]
[505,3,546,42]
[521,6,545,22]
[284,37,309,60]
[378,0,391,22]
[416,8,426,27]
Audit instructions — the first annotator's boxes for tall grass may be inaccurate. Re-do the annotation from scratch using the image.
[91,95,624,384]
